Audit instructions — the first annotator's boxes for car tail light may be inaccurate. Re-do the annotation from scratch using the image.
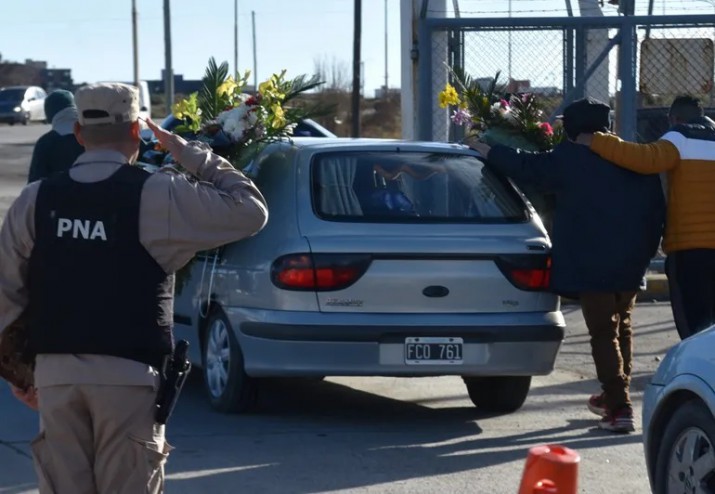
[496,255,551,291]
[271,254,372,291]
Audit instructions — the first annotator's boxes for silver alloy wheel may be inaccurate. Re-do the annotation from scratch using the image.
[205,318,231,398]
[667,426,715,493]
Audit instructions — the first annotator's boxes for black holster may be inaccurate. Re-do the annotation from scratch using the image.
[154,340,192,425]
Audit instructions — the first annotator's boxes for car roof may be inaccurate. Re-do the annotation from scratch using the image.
[285,137,475,153]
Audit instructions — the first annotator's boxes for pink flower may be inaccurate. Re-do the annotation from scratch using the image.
[539,122,554,136]
[450,108,472,126]
[499,99,510,109]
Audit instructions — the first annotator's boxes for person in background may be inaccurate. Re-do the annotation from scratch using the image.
[577,95,715,341]
[469,97,665,433]
[27,90,85,183]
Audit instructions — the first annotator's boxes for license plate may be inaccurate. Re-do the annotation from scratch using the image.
[405,337,464,365]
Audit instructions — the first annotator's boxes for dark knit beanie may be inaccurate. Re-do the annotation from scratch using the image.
[562,97,612,140]
[44,90,76,122]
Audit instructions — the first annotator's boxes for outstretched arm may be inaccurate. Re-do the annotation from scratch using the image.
[482,144,560,191]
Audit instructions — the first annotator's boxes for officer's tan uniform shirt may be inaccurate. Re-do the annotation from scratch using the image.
[0,144,268,388]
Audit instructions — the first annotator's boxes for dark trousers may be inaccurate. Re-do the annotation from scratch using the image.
[666,249,715,340]
[580,291,638,411]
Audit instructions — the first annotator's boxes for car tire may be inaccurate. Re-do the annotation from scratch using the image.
[462,376,532,413]
[654,400,715,494]
[202,310,258,413]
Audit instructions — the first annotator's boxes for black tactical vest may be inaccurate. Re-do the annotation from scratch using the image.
[27,165,174,369]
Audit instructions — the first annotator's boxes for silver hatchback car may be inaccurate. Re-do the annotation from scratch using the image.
[170,138,565,414]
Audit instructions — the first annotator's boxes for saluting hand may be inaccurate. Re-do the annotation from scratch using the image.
[10,385,38,411]
[144,118,189,161]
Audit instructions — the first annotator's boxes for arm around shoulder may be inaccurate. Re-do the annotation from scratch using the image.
[590,132,680,173]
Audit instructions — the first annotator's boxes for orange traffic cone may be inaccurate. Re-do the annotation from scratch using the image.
[517,444,580,494]
[532,479,558,493]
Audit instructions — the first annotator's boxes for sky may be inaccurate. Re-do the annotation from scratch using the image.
[0,0,710,97]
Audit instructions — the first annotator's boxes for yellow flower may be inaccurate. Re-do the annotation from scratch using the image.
[271,103,286,129]
[259,75,286,102]
[217,77,238,97]
[438,84,460,109]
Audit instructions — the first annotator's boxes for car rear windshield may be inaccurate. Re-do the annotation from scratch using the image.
[312,151,528,223]
[0,89,24,102]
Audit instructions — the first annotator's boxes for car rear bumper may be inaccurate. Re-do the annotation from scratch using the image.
[227,308,564,377]
[0,112,25,123]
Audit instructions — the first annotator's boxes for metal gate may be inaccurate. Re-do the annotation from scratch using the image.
[416,11,715,143]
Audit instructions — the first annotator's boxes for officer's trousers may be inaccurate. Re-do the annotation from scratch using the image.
[32,384,171,494]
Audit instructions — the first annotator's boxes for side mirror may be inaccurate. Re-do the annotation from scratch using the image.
[27,97,35,102]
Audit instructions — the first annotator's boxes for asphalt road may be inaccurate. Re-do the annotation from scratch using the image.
[0,125,678,494]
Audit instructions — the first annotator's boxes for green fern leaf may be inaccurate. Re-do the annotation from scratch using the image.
[199,57,229,120]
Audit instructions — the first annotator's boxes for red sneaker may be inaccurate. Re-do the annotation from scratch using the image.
[587,392,608,417]
[598,406,635,433]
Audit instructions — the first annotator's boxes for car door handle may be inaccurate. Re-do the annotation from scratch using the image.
[423,285,449,298]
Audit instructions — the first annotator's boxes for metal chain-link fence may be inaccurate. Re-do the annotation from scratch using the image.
[422,18,715,144]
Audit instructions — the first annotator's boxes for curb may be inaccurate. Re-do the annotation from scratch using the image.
[641,273,669,302]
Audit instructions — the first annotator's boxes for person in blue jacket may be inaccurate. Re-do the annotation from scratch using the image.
[27,90,85,183]
[470,97,665,434]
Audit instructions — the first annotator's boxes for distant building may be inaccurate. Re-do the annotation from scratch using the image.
[43,68,74,92]
[148,71,203,97]
[0,59,74,92]
[374,86,400,99]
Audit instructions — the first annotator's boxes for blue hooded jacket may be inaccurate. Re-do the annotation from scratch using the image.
[486,140,665,296]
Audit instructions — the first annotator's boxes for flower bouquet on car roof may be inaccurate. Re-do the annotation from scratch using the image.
[143,57,326,294]
[440,68,564,151]
[438,68,565,232]
[145,57,326,177]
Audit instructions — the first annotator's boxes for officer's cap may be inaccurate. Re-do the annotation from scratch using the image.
[74,83,139,126]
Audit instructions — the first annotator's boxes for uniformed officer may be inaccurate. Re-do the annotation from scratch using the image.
[0,83,268,493]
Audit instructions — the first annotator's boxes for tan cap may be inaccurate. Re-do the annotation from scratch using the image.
[74,83,139,126]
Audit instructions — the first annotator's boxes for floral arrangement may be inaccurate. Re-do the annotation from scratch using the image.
[438,69,564,152]
[160,57,324,171]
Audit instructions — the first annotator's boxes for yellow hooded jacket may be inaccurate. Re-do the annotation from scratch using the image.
[590,118,715,254]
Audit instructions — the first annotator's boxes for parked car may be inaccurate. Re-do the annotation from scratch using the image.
[642,327,715,493]
[167,137,565,414]
[0,86,47,125]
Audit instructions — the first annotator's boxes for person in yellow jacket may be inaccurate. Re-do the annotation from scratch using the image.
[577,95,715,340]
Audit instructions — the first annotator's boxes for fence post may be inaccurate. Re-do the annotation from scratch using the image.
[617,17,637,141]
[418,19,434,141]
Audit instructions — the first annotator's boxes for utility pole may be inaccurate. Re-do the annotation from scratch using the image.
[234,0,238,78]
[351,0,362,137]
[508,0,512,83]
[251,10,257,91]
[163,0,174,115]
[132,0,139,88]
[383,0,388,98]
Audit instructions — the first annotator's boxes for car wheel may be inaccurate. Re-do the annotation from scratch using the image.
[654,400,715,494]
[462,376,532,413]
[21,114,29,125]
[202,310,257,413]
